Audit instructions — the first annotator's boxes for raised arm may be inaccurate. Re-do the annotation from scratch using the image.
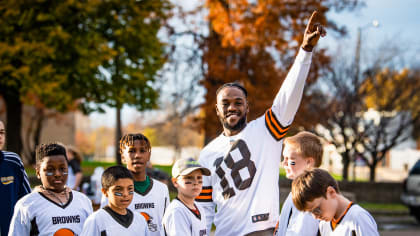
[270,11,326,129]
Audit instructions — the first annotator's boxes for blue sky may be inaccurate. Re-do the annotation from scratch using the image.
[89,0,420,128]
[323,0,419,62]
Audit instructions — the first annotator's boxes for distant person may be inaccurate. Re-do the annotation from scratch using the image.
[8,142,92,235]
[292,168,380,236]
[274,131,323,236]
[162,157,210,236]
[0,120,31,236]
[66,145,83,190]
[81,166,150,236]
[197,11,326,235]
[100,133,169,236]
[146,162,170,186]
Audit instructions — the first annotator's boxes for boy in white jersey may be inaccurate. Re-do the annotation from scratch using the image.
[274,131,323,236]
[163,158,210,236]
[197,11,326,236]
[9,142,93,236]
[81,165,149,236]
[100,133,169,236]
[292,168,379,236]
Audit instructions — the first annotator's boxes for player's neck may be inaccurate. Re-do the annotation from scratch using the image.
[131,171,147,182]
[177,194,195,209]
[223,125,246,137]
[334,195,351,220]
[108,203,127,215]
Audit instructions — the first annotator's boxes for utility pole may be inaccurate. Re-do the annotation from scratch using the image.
[352,20,379,182]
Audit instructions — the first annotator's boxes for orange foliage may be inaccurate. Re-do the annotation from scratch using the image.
[201,0,359,143]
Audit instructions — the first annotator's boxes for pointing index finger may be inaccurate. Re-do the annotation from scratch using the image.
[306,11,319,31]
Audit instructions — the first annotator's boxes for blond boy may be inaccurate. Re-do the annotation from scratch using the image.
[275,131,323,236]
[163,158,210,236]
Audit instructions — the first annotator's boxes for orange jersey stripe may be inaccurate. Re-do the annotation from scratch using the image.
[196,195,212,200]
[331,202,354,230]
[265,109,289,141]
[201,189,212,194]
[268,109,289,133]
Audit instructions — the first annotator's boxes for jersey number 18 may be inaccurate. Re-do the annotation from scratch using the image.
[214,139,256,199]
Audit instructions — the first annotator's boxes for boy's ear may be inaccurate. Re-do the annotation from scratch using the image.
[101,188,108,197]
[305,157,315,168]
[172,178,178,188]
[36,167,41,179]
[326,186,337,199]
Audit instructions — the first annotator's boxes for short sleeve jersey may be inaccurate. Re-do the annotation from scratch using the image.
[318,204,379,236]
[8,190,93,236]
[100,177,169,236]
[197,48,312,235]
[162,198,207,236]
[81,208,149,236]
[275,192,319,236]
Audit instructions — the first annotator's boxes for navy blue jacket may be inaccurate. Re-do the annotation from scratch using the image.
[0,151,31,235]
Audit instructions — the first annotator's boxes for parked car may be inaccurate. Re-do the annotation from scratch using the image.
[401,159,420,222]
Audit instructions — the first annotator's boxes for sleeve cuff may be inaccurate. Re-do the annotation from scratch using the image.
[296,47,312,64]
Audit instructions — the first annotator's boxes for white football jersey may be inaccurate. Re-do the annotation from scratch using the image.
[197,48,312,236]
[275,193,319,236]
[319,204,379,236]
[8,190,93,236]
[100,177,169,236]
[162,198,207,236]
[81,208,149,236]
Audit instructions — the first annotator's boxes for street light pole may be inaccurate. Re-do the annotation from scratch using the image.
[354,20,379,83]
[352,20,379,181]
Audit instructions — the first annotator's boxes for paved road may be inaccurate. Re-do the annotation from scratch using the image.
[208,214,420,235]
[377,214,420,235]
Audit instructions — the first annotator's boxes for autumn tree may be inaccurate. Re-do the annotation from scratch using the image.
[358,67,420,181]
[93,0,171,164]
[0,0,111,155]
[310,45,420,181]
[309,53,372,181]
[153,2,207,160]
[200,0,362,143]
[0,1,171,163]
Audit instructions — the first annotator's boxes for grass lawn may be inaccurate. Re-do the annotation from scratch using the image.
[358,202,408,212]
[25,160,353,181]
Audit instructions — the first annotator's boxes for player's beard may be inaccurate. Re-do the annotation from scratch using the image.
[220,112,247,133]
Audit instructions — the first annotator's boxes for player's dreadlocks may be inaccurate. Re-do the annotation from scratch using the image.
[36,142,68,168]
[119,133,151,153]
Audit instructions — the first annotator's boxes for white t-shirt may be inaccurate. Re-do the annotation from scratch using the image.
[275,192,319,236]
[100,177,169,236]
[162,198,207,236]
[8,190,92,236]
[197,48,312,236]
[81,207,149,236]
[319,204,379,236]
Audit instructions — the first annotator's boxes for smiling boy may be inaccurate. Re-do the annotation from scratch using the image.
[8,142,92,236]
[82,165,149,235]
[100,133,169,236]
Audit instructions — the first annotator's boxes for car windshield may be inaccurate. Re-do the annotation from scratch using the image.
[410,160,420,175]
